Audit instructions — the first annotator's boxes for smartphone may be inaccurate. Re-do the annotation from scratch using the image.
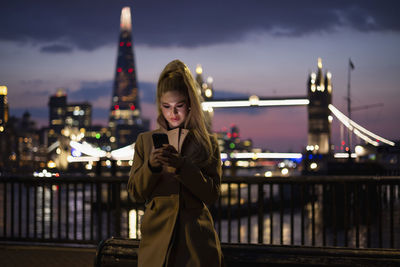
[152,133,169,149]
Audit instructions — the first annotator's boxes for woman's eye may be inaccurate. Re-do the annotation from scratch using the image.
[162,105,170,109]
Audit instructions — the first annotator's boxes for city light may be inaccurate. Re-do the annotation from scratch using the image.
[70,141,107,157]
[111,143,135,160]
[334,153,357,158]
[311,72,316,80]
[229,152,303,160]
[355,145,366,156]
[0,86,7,95]
[33,169,59,178]
[196,64,203,74]
[120,6,132,31]
[67,156,100,162]
[205,88,213,98]
[317,57,322,69]
[47,160,56,168]
[329,104,395,146]
[311,84,316,92]
[310,162,318,169]
[202,98,309,109]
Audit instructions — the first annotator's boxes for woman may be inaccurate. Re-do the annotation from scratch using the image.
[128,59,223,267]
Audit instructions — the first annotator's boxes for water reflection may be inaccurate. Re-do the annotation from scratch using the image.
[128,209,143,239]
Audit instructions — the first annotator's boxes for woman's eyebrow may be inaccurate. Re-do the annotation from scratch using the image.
[161,100,186,105]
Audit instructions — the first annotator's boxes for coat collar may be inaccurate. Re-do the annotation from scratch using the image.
[157,115,189,153]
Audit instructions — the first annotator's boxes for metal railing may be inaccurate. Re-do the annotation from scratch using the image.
[215,176,400,248]
[0,175,399,248]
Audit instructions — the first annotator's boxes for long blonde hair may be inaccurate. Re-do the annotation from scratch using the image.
[156,59,213,158]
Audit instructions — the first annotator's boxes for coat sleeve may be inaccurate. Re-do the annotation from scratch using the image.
[127,133,162,203]
[174,135,222,205]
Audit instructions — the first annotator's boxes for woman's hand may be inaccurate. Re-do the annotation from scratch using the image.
[149,147,166,169]
[159,145,185,170]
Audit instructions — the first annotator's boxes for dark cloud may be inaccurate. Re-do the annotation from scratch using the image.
[67,80,156,104]
[10,107,47,120]
[213,90,248,99]
[40,44,74,53]
[139,82,157,104]
[1,0,400,51]
[68,80,113,102]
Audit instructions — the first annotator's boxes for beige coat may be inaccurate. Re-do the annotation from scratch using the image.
[127,122,223,267]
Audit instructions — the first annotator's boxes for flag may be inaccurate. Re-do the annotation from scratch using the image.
[349,59,355,70]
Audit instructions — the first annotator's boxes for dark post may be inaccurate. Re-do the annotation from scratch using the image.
[257,183,264,244]
[96,159,102,176]
[96,181,102,242]
[113,182,121,237]
[111,160,121,236]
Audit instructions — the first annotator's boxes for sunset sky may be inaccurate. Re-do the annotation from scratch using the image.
[1,0,399,151]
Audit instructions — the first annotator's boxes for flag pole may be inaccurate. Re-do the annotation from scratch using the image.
[347,58,353,160]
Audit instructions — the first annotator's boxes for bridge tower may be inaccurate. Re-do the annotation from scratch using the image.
[307,58,332,155]
[195,64,214,131]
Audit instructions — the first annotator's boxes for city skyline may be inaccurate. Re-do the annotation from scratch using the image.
[1,1,399,151]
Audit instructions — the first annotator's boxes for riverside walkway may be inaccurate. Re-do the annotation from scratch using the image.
[0,242,96,267]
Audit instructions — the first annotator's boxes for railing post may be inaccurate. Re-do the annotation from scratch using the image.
[247,184,251,243]
[257,183,264,244]
[390,184,394,248]
[96,181,102,242]
[96,159,102,176]
[227,183,231,243]
[111,160,117,177]
[113,182,121,237]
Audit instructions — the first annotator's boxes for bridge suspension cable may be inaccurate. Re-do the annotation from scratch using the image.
[328,104,395,147]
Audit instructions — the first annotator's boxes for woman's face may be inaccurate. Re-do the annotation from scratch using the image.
[160,91,189,129]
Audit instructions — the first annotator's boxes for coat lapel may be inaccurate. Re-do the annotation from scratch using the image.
[156,115,189,153]
[166,128,189,153]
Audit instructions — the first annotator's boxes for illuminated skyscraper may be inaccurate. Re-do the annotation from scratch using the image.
[109,7,140,129]
[109,7,148,148]
[0,86,9,129]
[307,58,332,155]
